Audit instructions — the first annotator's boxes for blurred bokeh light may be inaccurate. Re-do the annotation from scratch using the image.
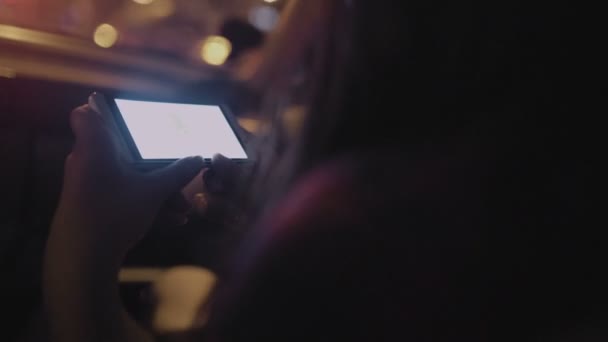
[93,23,119,48]
[200,35,232,66]
[248,5,279,32]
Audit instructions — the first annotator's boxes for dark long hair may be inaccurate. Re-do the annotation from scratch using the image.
[237,0,578,240]
[207,1,592,340]
[284,2,585,340]
[250,0,571,196]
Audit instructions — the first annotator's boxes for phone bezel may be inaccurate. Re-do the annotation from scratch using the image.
[105,96,251,166]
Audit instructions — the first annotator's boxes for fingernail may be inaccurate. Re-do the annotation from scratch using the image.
[193,193,208,214]
[213,154,228,162]
[194,193,208,206]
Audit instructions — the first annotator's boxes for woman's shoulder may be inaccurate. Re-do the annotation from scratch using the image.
[207,149,488,340]
[261,152,390,240]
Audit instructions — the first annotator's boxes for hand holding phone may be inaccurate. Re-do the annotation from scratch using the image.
[89,93,250,169]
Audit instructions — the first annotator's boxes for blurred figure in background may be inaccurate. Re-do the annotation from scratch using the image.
[44,0,594,342]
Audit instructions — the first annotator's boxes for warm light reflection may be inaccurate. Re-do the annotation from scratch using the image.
[149,0,175,18]
[132,0,156,4]
[153,267,217,333]
[93,23,118,48]
[0,66,17,79]
[200,36,232,66]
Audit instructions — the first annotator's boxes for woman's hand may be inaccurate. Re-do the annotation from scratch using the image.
[44,104,205,342]
[182,153,255,231]
[52,104,205,258]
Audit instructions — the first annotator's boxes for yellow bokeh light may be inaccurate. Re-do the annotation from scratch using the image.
[132,0,156,4]
[263,0,279,3]
[93,23,118,48]
[200,36,232,66]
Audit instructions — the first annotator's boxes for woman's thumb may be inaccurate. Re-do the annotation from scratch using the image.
[153,156,206,196]
[71,105,116,162]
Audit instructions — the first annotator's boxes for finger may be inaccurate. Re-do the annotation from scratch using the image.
[152,156,205,197]
[70,105,117,163]
[211,154,236,175]
[182,169,206,202]
[203,154,239,194]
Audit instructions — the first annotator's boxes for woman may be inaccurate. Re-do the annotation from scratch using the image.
[44,0,588,341]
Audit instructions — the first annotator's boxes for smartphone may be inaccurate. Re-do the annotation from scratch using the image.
[89,93,250,169]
